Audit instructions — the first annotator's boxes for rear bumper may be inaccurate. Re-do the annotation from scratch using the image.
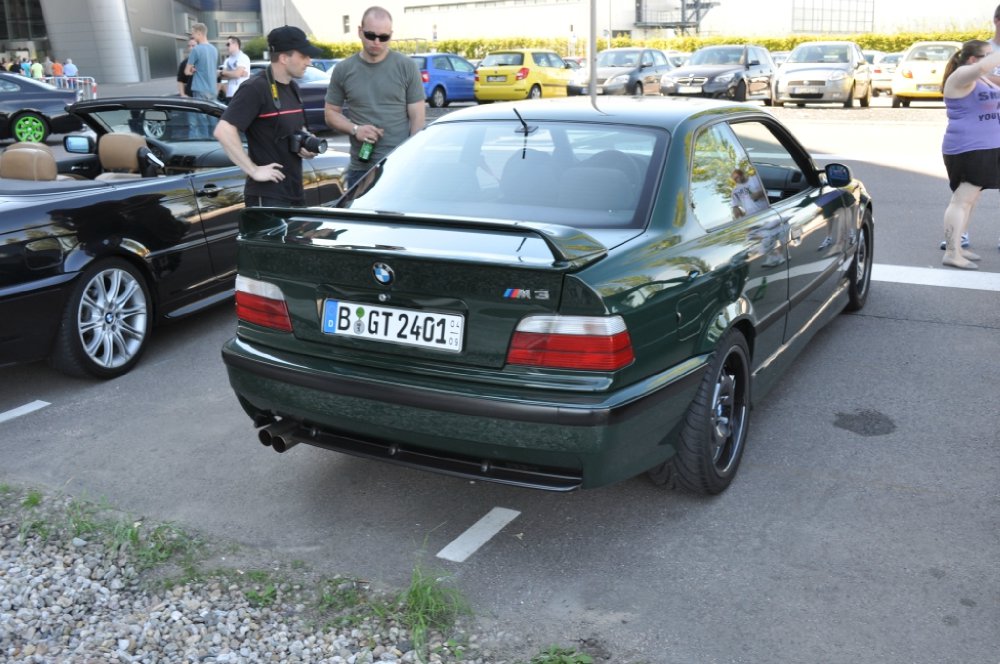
[222,336,707,490]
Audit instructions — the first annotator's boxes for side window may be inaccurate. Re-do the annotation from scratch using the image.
[651,50,667,67]
[452,57,474,73]
[690,122,767,231]
[432,56,453,71]
[730,120,809,204]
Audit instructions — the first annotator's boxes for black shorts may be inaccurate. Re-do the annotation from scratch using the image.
[943,148,1000,191]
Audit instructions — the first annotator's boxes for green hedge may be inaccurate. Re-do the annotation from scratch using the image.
[244,29,988,61]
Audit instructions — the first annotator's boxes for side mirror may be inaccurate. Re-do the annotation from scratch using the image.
[825,163,852,187]
[641,60,653,68]
[747,59,759,67]
[64,134,95,154]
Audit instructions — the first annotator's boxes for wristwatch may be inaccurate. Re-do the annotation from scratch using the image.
[351,124,358,137]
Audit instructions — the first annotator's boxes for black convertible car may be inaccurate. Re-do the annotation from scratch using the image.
[0,96,348,378]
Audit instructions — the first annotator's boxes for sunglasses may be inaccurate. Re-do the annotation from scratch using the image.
[363,30,391,42]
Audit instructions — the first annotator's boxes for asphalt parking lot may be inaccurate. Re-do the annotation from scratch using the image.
[2,82,998,662]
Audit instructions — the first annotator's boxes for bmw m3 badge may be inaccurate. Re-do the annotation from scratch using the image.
[372,262,394,286]
[503,288,549,300]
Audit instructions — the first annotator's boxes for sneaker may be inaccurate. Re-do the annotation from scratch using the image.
[939,232,970,250]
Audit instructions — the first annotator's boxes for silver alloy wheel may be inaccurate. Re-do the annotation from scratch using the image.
[709,353,748,474]
[854,226,870,296]
[76,267,149,369]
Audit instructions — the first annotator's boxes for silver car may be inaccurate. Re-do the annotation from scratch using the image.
[773,40,873,108]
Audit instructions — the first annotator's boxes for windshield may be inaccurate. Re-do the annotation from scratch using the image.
[340,119,668,230]
[689,47,745,66]
[481,52,524,67]
[596,50,642,67]
[906,44,958,62]
[788,44,850,64]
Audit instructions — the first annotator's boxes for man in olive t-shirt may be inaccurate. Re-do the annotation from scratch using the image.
[324,6,425,188]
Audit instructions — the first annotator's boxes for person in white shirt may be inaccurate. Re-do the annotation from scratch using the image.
[220,36,250,103]
[730,167,767,219]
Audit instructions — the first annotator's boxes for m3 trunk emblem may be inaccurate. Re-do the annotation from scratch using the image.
[372,262,394,285]
[503,289,549,300]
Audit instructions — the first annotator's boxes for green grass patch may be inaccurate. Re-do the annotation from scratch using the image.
[399,564,471,651]
[526,646,594,664]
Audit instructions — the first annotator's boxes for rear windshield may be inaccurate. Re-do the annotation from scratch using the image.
[340,120,668,230]
[481,52,524,67]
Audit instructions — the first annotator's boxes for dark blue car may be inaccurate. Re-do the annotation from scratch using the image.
[410,53,476,107]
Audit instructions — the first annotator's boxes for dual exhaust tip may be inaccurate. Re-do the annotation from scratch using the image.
[257,419,300,453]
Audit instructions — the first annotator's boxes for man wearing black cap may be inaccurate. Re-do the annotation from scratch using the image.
[213,26,323,207]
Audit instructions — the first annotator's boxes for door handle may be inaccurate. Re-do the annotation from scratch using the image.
[197,183,221,197]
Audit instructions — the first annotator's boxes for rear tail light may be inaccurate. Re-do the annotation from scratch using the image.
[516,67,530,81]
[235,275,292,332]
[507,315,634,371]
[421,70,429,83]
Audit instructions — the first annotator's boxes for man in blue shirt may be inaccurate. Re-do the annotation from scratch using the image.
[185,22,219,137]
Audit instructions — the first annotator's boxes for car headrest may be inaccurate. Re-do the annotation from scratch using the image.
[0,144,58,181]
[98,133,149,172]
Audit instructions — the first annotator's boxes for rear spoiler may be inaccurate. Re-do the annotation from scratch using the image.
[239,206,608,270]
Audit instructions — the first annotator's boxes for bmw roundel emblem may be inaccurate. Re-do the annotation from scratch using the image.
[372,262,394,286]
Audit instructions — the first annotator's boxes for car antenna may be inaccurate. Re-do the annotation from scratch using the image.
[512,107,536,135]
[512,107,537,159]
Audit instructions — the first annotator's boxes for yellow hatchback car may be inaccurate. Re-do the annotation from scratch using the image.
[474,49,573,101]
[891,41,960,107]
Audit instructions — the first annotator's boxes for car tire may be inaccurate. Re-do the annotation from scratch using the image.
[11,112,49,143]
[772,97,783,107]
[860,83,871,108]
[892,95,903,108]
[733,80,747,102]
[632,82,644,96]
[843,85,855,108]
[527,84,542,99]
[647,328,751,495]
[429,86,447,108]
[844,211,873,312]
[872,88,880,97]
[49,258,152,379]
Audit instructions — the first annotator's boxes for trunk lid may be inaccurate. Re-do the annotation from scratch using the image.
[239,208,608,369]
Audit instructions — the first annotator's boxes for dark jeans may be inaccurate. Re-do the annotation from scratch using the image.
[245,195,304,208]
[345,168,371,190]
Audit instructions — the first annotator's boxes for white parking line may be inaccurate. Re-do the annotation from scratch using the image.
[873,263,1000,292]
[0,400,51,424]
[436,507,520,563]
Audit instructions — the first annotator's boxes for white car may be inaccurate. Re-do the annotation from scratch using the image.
[773,40,873,108]
[871,52,902,96]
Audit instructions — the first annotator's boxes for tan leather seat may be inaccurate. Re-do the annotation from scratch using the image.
[95,133,148,180]
[0,143,59,181]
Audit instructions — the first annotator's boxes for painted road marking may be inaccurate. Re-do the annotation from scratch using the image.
[436,507,520,563]
[0,400,51,424]
[873,263,1000,292]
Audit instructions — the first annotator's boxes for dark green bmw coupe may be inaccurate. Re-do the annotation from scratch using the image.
[222,96,873,494]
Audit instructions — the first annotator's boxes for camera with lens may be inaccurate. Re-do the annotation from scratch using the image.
[288,131,327,155]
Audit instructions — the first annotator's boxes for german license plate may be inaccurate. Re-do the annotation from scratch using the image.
[917,84,940,92]
[322,300,464,352]
[677,85,702,93]
[487,75,505,82]
[792,86,821,94]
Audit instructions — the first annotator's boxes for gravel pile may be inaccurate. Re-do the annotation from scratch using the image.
[0,490,513,664]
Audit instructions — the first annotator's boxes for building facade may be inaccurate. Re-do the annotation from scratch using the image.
[0,0,261,83]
